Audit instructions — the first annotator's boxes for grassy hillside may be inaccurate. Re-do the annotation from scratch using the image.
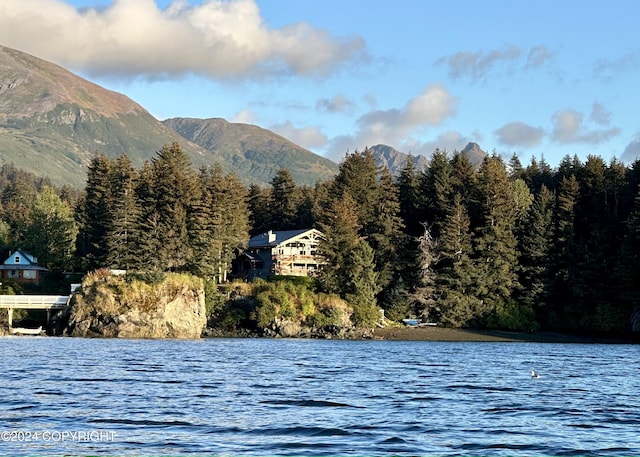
[164,117,338,186]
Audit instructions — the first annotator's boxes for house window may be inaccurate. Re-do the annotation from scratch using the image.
[23,270,36,279]
[14,256,20,263]
[8,270,19,278]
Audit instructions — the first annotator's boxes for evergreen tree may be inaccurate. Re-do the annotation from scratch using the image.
[269,169,299,230]
[508,153,525,181]
[294,186,317,229]
[549,175,580,329]
[512,178,534,241]
[620,184,640,324]
[368,167,405,292]
[436,193,479,327]
[247,184,271,235]
[151,143,200,272]
[449,150,476,205]
[105,155,141,270]
[472,156,520,326]
[208,167,250,282]
[330,148,380,230]
[518,184,554,312]
[396,156,423,238]
[419,149,452,237]
[77,153,112,270]
[409,223,440,321]
[317,192,362,296]
[134,162,163,272]
[345,239,382,326]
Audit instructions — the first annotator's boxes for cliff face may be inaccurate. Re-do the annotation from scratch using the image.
[65,271,206,339]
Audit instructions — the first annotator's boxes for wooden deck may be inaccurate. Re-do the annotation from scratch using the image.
[0,295,70,328]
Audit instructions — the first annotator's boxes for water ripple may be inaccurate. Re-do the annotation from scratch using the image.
[0,337,638,456]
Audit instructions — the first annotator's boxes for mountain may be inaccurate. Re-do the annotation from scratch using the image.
[368,142,486,176]
[0,45,337,188]
[163,117,338,186]
[0,45,211,188]
[462,142,487,165]
[368,144,430,175]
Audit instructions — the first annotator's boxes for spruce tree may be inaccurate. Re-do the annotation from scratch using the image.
[472,156,520,327]
[269,169,299,230]
[317,192,362,296]
[105,155,141,270]
[409,223,440,321]
[368,167,406,292]
[419,149,452,238]
[396,156,424,238]
[78,153,113,270]
[331,148,380,230]
[345,240,382,326]
[518,184,554,313]
[549,175,580,329]
[151,143,200,272]
[247,184,271,235]
[436,193,479,327]
[208,167,250,282]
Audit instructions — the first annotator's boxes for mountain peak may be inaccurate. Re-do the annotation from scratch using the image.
[1,45,336,187]
[368,144,429,175]
[0,45,144,119]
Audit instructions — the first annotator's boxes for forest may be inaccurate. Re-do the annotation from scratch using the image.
[1,142,640,336]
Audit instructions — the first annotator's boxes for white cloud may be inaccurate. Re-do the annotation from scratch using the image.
[270,121,328,150]
[437,44,553,81]
[230,109,258,124]
[0,0,366,80]
[406,131,471,157]
[551,109,620,144]
[355,84,457,142]
[437,45,520,80]
[316,94,355,114]
[326,85,460,160]
[495,122,545,147]
[589,102,611,126]
[622,134,640,164]
[525,45,553,69]
[593,52,640,80]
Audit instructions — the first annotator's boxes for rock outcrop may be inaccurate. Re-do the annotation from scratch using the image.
[64,271,206,339]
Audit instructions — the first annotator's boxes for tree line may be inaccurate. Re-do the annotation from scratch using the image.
[2,144,640,335]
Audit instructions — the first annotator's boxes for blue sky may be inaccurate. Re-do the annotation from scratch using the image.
[1,0,639,165]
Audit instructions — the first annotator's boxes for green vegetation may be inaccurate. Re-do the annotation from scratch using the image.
[73,269,203,317]
[3,145,640,337]
[209,277,352,334]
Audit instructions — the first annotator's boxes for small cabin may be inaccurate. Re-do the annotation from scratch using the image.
[0,250,48,284]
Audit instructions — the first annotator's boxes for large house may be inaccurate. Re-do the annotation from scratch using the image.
[0,250,48,284]
[235,229,325,281]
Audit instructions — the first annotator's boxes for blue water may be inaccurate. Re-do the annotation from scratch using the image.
[0,337,638,456]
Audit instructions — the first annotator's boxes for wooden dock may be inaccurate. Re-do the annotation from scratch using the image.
[0,295,70,328]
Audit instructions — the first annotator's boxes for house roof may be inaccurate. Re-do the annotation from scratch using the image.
[0,249,48,271]
[248,229,321,248]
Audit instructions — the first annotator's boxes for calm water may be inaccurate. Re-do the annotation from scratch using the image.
[0,337,638,456]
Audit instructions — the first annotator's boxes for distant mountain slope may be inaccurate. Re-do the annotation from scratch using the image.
[0,44,211,188]
[0,45,337,188]
[368,143,486,176]
[462,142,487,165]
[163,117,338,186]
[368,144,430,175]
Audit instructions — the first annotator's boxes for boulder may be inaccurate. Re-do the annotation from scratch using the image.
[64,272,206,339]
